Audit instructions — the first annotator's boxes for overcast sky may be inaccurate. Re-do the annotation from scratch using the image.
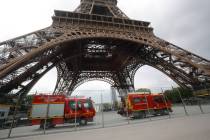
[0,0,209,98]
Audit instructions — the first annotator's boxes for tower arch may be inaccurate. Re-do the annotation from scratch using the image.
[0,0,209,99]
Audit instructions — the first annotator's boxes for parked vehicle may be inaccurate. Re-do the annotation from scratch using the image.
[118,93,172,119]
[0,104,10,128]
[0,104,31,129]
[30,95,96,128]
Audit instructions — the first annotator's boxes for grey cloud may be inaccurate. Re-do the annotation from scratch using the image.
[118,0,210,59]
[119,0,210,90]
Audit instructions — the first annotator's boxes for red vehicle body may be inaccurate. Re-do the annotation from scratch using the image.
[30,95,96,128]
[118,93,172,118]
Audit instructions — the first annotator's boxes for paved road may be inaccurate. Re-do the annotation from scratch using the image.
[1,105,210,139]
[6,113,210,140]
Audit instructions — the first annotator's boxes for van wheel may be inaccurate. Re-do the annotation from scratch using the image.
[79,119,87,126]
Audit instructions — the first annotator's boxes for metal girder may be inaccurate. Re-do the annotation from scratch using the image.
[0,27,62,69]
[15,64,55,98]
[0,0,210,98]
[75,0,127,18]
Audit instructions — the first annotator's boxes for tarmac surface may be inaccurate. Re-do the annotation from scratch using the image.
[5,113,210,140]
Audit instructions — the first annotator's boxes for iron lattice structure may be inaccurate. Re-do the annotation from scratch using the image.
[0,0,210,99]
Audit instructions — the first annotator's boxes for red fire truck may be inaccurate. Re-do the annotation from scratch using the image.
[118,93,172,119]
[30,95,96,128]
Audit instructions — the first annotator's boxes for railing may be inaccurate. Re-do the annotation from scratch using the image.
[52,10,153,33]
[1,88,210,139]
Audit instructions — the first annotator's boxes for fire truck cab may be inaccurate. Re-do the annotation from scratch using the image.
[64,97,96,125]
[30,95,96,128]
[118,93,172,119]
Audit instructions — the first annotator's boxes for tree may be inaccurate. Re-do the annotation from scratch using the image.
[136,88,151,93]
[102,103,112,112]
[164,87,193,103]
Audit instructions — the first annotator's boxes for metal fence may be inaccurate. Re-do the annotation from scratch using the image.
[0,87,210,139]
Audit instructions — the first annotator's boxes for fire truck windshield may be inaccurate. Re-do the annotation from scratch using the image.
[69,101,82,110]
[153,96,164,103]
[133,97,146,104]
[84,100,92,109]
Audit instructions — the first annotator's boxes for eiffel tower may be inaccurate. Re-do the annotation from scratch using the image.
[0,0,210,100]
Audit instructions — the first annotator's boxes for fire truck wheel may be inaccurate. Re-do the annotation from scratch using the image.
[163,109,169,115]
[40,120,54,129]
[51,124,56,128]
[140,112,146,119]
[79,118,87,126]
[160,109,169,115]
[40,123,44,129]
[133,111,146,119]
